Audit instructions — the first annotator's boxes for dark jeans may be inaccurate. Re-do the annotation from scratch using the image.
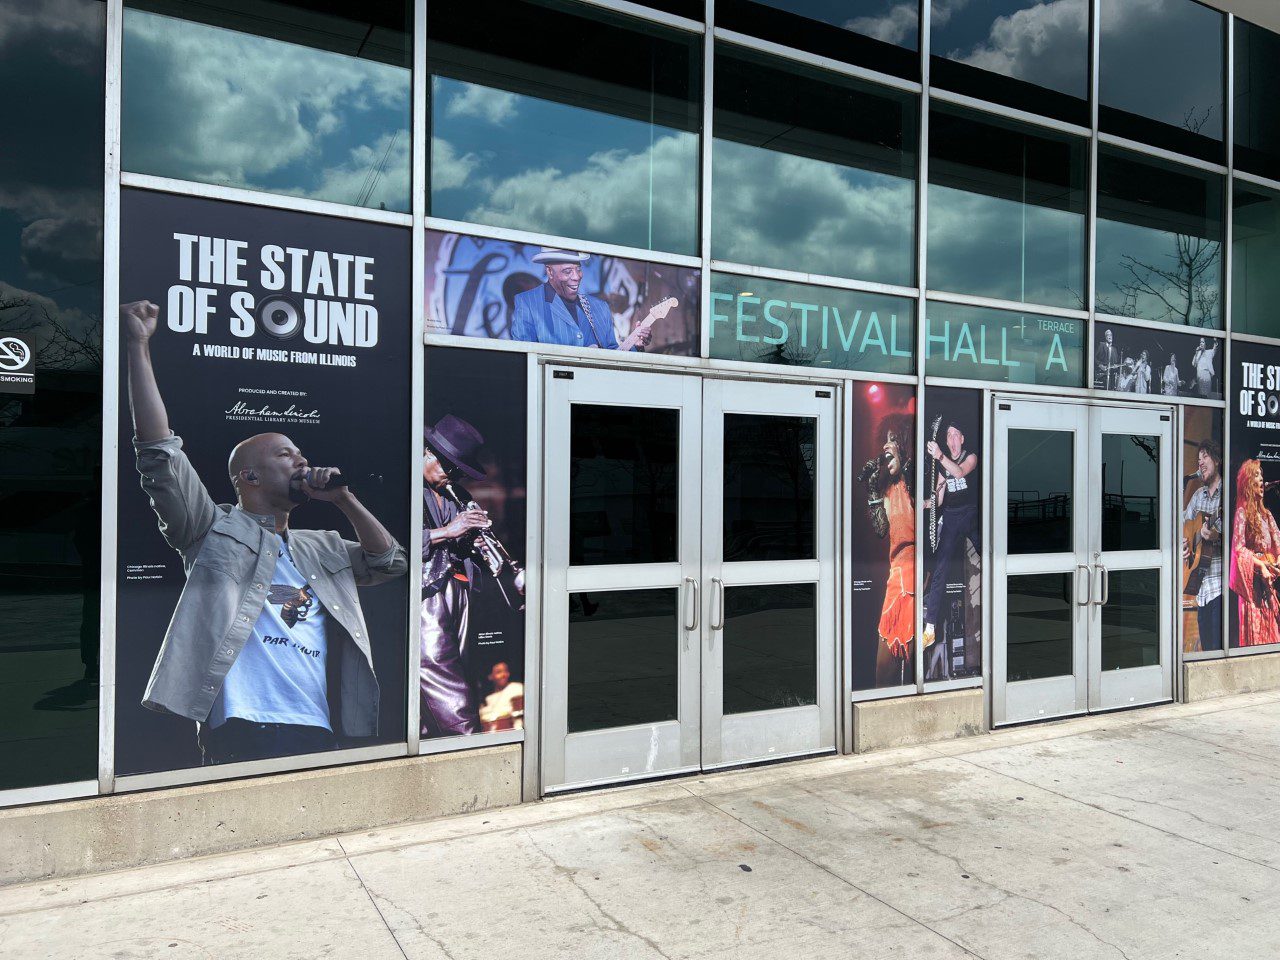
[199,718,336,766]
[1197,595,1223,651]
[924,503,980,627]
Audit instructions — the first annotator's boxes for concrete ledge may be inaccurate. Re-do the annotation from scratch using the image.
[853,689,985,753]
[0,743,521,887]
[1185,651,1280,702]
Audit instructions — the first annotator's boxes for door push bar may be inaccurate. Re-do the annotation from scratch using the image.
[709,577,725,650]
[683,577,699,650]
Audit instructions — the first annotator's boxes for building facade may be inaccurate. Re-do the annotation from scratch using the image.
[4,0,1280,857]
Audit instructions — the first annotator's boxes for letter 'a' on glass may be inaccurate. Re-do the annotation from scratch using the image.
[927,105,1086,311]
[716,0,920,80]
[1233,182,1280,340]
[1095,146,1224,329]
[930,0,1089,127]
[1234,18,1280,184]
[122,1,413,213]
[1099,0,1225,164]
[428,0,701,256]
[712,46,918,288]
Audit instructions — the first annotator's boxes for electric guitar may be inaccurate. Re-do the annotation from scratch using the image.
[617,297,678,351]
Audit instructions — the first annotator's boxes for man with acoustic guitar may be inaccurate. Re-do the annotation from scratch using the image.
[1182,439,1223,651]
[510,248,669,350]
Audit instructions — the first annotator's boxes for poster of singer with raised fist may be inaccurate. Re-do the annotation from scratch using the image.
[114,189,412,775]
[422,347,528,740]
[425,231,700,355]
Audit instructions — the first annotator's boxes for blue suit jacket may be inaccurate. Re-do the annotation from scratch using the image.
[510,284,620,349]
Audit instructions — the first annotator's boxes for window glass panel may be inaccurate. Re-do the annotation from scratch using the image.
[428,0,700,255]
[1101,569,1161,671]
[0,0,104,790]
[709,273,914,375]
[1101,434,1161,552]
[723,584,817,714]
[567,589,679,733]
[569,405,679,566]
[928,106,1086,310]
[1234,18,1280,182]
[123,1,412,212]
[1095,147,1223,329]
[931,0,1089,126]
[723,415,816,562]
[712,47,917,287]
[1006,573,1074,681]
[716,0,918,79]
[1006,430,1074,555]
[1232,183,1280,340]
[925,302,1085,388]
[1099,0,1224,162]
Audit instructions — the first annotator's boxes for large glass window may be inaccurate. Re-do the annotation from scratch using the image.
[712,46,917,287]
[428,0,700,255]
[1098,0,1225,163]
[931,0,1089,126]
[1095,147,1223,328]
[716,0,919,80]
[1233,183,1280,340]
[122,1,412,212]
[1234,18,1280,183]
[927,106,1086,310]
[0,0,104,791]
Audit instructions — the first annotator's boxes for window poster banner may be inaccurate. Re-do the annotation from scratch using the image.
[1229,340,1280,649]
[1094,323,1223,400]
[425,230,700,355]
[422,347,527,739]
[115,189,411,775]
[850,382,917,690]
[708,274,915,375]
[1182,406,1224,653]
[922,387,982,682]
[925,301,1084,387]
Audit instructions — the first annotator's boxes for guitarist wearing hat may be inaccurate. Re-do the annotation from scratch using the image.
[509,248,659,350]
[1182,439,1223,651]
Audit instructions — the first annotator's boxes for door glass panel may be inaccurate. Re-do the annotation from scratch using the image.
[1007,573,1074,681]
[567,589,679,733]
[1101,568,1161,671]
[1007,429,1074,554]
[723,583,816,715]
[1101,433,1160,552]
[569,405,679,566]
[724,414,815,562]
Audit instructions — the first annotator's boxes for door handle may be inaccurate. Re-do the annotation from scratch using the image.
[1098,564,1110,606]
[683,577,699,646]
[709,577,725,645]
[1076,564,1090,606]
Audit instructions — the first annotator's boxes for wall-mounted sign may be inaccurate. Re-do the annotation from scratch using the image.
[925,301,1084,387]
[0,333,35,394]
[709,274,914,375]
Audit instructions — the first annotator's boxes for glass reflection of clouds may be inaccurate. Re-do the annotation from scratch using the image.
[123,9,411,212]
[431,78,700,256]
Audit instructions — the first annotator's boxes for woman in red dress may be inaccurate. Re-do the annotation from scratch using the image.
[866,413,915,685]
[1230,459,1280,647]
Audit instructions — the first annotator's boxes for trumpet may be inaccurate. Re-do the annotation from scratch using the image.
[443,481,525,611]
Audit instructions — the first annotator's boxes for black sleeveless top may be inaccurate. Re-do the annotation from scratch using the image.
[942,450,977,510]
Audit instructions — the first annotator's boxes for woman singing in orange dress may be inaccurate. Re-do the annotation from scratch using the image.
[1229,459,1280,647]
[865,413,915,685]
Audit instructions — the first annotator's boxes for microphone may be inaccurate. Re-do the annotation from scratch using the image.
[1183,473,1201,485]
[308,471,383,490]
[1265,479,1280,492]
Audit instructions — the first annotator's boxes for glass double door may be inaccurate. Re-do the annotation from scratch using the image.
[993,399,1174,726]
[542,367,837,792]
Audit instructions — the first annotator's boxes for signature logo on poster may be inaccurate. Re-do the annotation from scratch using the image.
[225,401,321,425]
[0,336,31,372]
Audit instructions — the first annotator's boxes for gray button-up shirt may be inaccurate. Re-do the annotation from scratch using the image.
[135,434,407,735]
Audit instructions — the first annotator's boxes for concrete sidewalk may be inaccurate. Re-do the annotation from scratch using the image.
[5,693,1280,959]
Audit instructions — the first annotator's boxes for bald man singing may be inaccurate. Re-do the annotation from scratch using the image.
[123,301,406,766]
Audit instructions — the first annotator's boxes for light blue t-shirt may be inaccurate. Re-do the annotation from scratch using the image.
[208,535,331,730]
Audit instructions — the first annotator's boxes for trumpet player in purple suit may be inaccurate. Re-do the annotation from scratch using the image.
[420,415,524,737]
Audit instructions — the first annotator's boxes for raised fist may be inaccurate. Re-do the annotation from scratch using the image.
[121,301,159,343]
